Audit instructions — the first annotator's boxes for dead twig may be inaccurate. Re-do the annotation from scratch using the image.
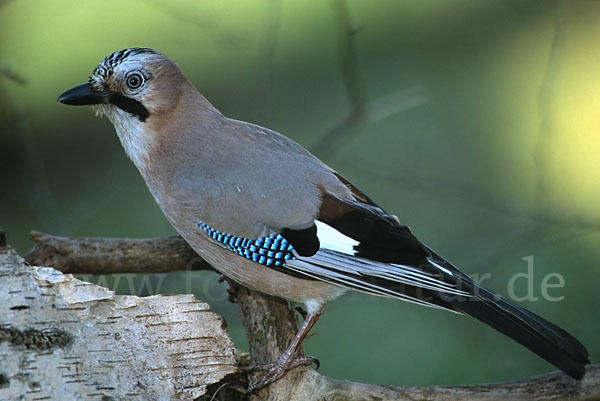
[23,231,211,274]
[310,0,428,159]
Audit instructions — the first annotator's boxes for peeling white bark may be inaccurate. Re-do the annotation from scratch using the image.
[0,247,237,401]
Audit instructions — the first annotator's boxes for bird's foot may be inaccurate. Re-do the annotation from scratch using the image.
[248,355,319,392]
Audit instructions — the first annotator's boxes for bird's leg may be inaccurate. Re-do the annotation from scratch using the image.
[248,305,325,392]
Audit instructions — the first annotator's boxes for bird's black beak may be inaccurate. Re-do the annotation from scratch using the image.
[57,83,111,106]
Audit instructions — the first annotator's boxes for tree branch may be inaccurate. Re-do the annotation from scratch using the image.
[24,230,211,274]
[309,0,428,160]
[17,232,600,400]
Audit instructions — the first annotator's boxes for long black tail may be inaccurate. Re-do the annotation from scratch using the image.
[448,274,590,380]
[313,192,590,378]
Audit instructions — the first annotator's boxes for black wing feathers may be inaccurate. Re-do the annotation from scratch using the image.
[280,224,320,256]
[318,190,428,265]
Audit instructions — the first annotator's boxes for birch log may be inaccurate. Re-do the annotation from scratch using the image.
[0,245,237,401]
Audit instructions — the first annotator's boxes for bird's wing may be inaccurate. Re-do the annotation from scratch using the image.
[196,163,473,311]
[284,182,474,311]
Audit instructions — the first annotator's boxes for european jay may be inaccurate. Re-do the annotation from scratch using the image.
[58,48,589,390]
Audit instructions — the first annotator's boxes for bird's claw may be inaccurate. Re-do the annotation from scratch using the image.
[248,355,319,392]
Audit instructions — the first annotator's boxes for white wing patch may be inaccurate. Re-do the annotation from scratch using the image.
[315,220,358,255]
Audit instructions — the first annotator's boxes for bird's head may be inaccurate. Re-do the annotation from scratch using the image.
[58,48,202,171]
[58,48,187,126]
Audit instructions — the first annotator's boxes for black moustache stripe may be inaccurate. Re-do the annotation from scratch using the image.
[109,93,150,122]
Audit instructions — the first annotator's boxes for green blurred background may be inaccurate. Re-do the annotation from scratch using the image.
[1,0,598,386]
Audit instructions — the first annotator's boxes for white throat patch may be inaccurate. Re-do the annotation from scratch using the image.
[97,104,154,171]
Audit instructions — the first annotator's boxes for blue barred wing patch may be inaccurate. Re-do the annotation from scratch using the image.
[198,222,296,267]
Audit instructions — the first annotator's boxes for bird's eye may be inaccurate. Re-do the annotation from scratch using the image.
[126,73,144,89]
